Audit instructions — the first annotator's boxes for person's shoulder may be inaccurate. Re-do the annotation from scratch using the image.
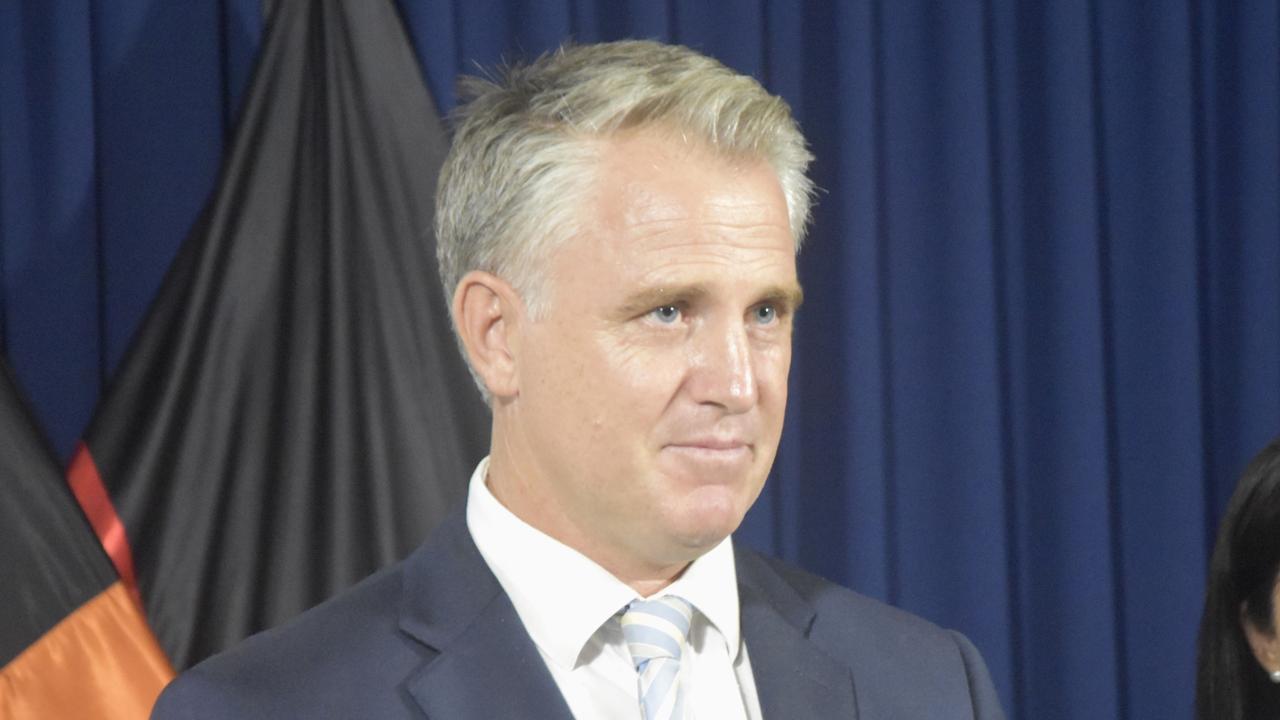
[151,560,422,719]
[737,545,941,633]
[735,546,1006,719]
[756,550,935,620]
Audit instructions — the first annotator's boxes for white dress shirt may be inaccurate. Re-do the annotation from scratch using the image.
[465,457,763,720]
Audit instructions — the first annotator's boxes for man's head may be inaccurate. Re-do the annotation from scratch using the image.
[437,40,814,590]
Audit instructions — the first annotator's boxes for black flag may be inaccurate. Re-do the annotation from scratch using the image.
[0,358,172,717]
[71,0,489,670]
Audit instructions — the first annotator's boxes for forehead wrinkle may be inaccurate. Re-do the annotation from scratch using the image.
[629,232,795,265]
[619,192,684,220]
[632,251,794,292]
[622,216,686,235]
[702,196,784,223]
[621,195,783,235]
[613,171,783,225]
[701,223,792,250]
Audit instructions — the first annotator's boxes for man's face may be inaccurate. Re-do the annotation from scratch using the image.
[503,130,799,578]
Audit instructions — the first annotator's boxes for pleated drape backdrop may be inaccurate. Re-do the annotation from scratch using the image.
[2,2,1277,719]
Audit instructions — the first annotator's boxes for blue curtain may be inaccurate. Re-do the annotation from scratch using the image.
[3,2,1278,718]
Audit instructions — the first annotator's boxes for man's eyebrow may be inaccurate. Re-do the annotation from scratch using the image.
[617,284,712,316]
[759,284,805,312]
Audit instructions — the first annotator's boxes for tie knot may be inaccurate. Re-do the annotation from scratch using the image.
[621,595,693,667]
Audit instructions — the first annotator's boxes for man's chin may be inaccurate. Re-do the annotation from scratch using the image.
[666,496,748,552]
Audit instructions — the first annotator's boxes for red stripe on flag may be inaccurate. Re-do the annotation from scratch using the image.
[67,443,142,604]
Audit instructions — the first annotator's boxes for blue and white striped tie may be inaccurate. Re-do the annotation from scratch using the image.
[621,595,693,720]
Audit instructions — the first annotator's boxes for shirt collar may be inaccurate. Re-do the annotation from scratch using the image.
[661,530,741,659]
[465,457,743,670]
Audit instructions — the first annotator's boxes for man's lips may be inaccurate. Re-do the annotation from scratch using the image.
[663,438,753,455]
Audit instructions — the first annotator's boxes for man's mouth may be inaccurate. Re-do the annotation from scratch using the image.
[662,438,753,461]
[673,435,747,449]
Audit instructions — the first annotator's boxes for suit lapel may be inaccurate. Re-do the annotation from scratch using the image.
[736,549,858,719]
[397,512,575,720]
[392,513,856,719]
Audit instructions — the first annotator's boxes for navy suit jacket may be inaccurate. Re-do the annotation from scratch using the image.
[152,509,1005,718]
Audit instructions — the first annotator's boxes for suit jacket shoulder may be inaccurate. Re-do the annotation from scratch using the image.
[151,511,573,720]
[735,546,1006,719]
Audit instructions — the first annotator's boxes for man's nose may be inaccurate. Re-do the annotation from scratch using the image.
[688,319,757,413]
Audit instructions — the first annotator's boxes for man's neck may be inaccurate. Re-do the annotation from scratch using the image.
[484,447,692,597]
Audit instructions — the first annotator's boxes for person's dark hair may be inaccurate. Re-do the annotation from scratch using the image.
[1197,436,1280,720]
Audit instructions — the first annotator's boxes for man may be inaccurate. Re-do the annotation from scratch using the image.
[153,40,1004,719]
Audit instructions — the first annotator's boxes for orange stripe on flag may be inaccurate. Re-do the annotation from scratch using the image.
[67,443,140,598]
[0,581,174,719]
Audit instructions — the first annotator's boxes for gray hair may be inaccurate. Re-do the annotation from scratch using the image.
[435,40,815,393]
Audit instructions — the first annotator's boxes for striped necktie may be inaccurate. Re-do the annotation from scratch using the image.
[621,595,694,720]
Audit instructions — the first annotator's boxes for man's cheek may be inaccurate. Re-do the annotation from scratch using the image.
[615,353,687,399]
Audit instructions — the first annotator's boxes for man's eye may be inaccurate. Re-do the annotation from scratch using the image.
[753,305,777,324]
[651,305,681,324]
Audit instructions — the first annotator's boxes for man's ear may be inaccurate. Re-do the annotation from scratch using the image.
[452,270,523,399]
[1241,602,1280,675]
